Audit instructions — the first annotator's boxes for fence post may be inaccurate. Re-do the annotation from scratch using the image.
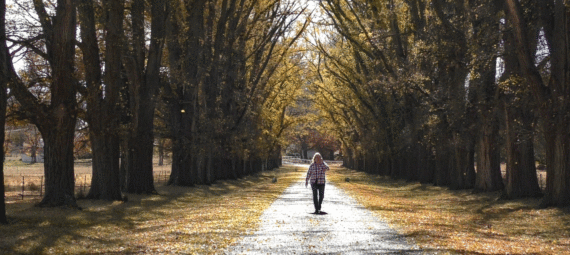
[21,176,25,200]
[40,176,43,197]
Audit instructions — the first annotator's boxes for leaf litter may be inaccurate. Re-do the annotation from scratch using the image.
[0,166,304,254]
[328,166,570,254]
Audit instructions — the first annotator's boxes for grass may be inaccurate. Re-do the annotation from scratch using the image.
[3,160,170,198]
[328,166,570,254]
[1,165,305,254]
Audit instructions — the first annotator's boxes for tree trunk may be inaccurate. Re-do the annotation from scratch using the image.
[158,139,164,166]
[124,0,167,194]
[38,124,78,207]
[504,106,541,198]
[126,103,157,194]
[418,144,434,184]
[543,122,570,207]
[88,135,122,200]
[120,141,128,190]
[165,7,194,187]
[0,0,9,223]
[3,0,79,208]
[433,137,451,187]
[474,123,504,192]
[80,0,125,201]
[451,132,476,190]
[36,0,79,208]
[504,0,570,207]
[30,144,37,163]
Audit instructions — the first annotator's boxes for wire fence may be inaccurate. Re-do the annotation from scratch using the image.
[4,170,171,202]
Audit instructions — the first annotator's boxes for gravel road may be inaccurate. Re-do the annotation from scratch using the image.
[226,176,423,254]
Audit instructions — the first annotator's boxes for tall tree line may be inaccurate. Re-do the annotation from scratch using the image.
[1,0,306,211]
[311,0,569,207]
[165,0,307,185]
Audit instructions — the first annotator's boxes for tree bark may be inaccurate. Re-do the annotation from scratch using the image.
[500,15,542,199]
[451,132,476,190]
[434,142,451,187]
[504,105,541,198]
[0,0,9,224]
[157,139,165,166]
[125,0,168,194]
[39,120,77,207]
[6,0,79,207]
[165,3,199,186]
[79,0,125,201]
[474,122,504,192]
[505,0,570,207]
[469,0,503,193]
[29,0,79,208]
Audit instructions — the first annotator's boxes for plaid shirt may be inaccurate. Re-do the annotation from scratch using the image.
[306,162,329,185]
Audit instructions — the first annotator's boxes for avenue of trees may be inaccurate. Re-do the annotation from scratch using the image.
[309,0,570,207]
[1,0,570,224]
[0,0,308,216]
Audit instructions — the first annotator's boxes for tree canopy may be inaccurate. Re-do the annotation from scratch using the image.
[1,0,570,214]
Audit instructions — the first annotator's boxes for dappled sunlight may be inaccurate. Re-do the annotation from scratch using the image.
[0,166,305,254]
[328,166,570,254]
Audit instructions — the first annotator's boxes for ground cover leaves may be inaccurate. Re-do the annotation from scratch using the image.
[328,166,570,254]
[0,165,305,254]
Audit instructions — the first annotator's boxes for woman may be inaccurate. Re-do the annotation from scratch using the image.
[305,153,330,214]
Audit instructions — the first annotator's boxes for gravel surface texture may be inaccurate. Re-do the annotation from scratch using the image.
[226,175,423,254]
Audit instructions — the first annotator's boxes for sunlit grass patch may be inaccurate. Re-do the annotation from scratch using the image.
[328,166,570,254]
[1,165,305,254]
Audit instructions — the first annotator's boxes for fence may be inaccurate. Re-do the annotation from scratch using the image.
[4,170,171,202]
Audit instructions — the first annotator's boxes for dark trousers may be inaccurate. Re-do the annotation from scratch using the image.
[311,183,325,211]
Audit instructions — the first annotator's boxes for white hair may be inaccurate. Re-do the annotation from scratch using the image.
[312,152,322,164]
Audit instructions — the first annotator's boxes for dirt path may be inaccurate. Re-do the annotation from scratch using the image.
[226,175,422,254]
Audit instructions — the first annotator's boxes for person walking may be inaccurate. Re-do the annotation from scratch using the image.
[305,153,330,214]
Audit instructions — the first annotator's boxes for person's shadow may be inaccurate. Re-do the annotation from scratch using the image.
[310,211,328,215]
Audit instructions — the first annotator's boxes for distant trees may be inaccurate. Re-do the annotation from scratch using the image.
[311,0,568,206]
[165,0,307,185]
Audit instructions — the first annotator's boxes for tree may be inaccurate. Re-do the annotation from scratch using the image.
[123,0,168,194]
[504,0,570,206]
[166,0,307,186]
[498,0,541,199]
[470,0,503,193]
[1,0,9,224]
[22,125,41,163]
[312,0,505,192]
[78,0,125,200]
[6,0,79,207]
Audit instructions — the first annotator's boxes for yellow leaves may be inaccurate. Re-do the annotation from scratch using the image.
[327,166,570,255]
[2,166,305,254]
